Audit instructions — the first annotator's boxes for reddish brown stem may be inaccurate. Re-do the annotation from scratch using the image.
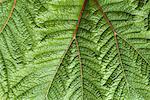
[73,0,88,99]
[73,0,88,39]
[93,0,120,54]
[0,0,16,33]
[93,0,130,93]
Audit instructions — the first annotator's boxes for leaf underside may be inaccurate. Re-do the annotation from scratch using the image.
[0,0,150,100]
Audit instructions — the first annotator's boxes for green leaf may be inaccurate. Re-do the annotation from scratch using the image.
[0,0,150,100]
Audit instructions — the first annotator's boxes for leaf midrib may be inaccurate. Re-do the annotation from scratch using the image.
[94,0,150,97]
[93,0,131,97]
[45,0,88,100]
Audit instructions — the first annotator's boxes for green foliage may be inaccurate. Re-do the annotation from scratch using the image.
[0,0,150,100]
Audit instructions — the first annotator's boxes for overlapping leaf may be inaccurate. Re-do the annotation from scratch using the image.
[0,0,150,100]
